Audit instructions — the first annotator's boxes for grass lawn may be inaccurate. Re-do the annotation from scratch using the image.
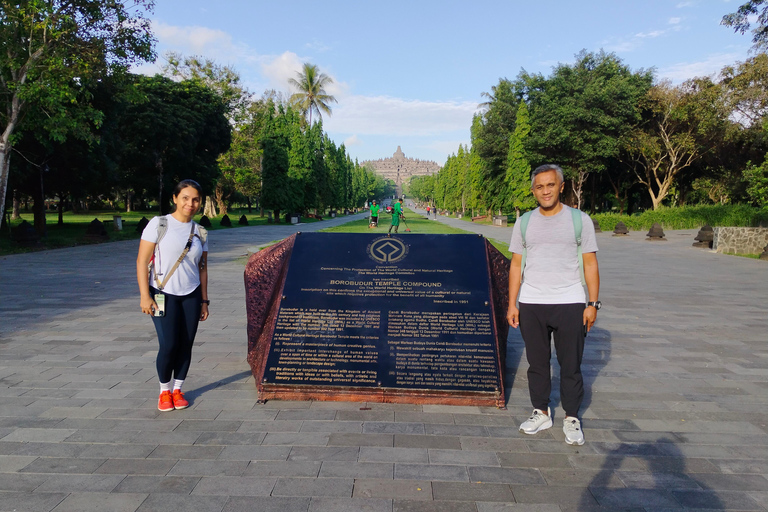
[322,208,513,259]
[0,208,319,255]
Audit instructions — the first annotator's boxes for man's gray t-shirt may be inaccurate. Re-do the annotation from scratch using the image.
[509,205,598,304]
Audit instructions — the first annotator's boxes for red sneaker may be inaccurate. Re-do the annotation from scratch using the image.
[172,390,189,410]
[158,391,174,412]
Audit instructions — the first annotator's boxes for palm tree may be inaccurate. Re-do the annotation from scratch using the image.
[288,62,337,125]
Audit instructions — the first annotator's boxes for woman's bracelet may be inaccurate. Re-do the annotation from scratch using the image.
[201,300,210,305]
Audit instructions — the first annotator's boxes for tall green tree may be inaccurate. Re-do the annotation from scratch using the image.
[288,62,337,125]
[0,0,155,223]
[505,100,535,217]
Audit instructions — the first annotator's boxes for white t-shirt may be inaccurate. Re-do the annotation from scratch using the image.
[509,205,598,304]
[141,215,209,296]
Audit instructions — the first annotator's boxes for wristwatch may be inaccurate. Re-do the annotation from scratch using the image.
[201,300,211,305]
[587,301,602,310]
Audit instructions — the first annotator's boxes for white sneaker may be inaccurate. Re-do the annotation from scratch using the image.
[519,408,553,434]
[563,417,585,445]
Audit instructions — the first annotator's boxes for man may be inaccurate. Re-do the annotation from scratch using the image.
[388,198,403,234]
[506,164,600,446]
[370,200,380,228]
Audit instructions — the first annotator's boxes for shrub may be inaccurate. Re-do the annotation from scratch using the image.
[591,204,768,231]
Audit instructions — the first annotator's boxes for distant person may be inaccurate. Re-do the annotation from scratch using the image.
[506,164,600,446]
[426,206,430,215]
[369,200,380,228]
[136,179,210,412]
[388,198,404,234]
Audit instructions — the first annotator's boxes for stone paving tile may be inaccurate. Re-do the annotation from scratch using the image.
[218,445,291,461]
[459,437,529,453]
[0,472,49,491]
[191,475,277,496]
[0,454,36,472]
[431,481,514,502]
[352,478,432,500]
[497,452,572,469]
[34,473,126,493]
[476,503,561,512]
[95,458,177,475]
[222,496,310,512]
[262,432,330,446]
[425,424,489,437]
[194,431,267,446]
[113,475,201,494]
[136,493,228,512]
[288,446,359,462]
[50,492,148,512]
[236,420,303,433]
[327,433,393,447]
[396,463,469,482]
[319,461,393,479]
[362,422,425,435]
[77,443,157,459]
[394,500,478,512]
[511,485,599,508]
[273,477,354,497]
[394,434,461,450]
[429,449,499,466]
[336,410,394,422]
[147,444,223,459]
[359,446,429,463]
[19,456,107,474]
[467,466,546,485]
[670,489,765,510]
[243,460,321,477]
[300,421,362,433]
[0,491,68,512]
[166,459,249,477]
[310,497,392,512]
[589,487,681,509]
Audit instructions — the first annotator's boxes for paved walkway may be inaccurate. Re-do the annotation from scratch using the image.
[0,210,767,512]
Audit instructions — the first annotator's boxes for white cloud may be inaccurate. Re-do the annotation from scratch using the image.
[676,1,695,7]
[635,30,666,39]
[669,17,682,25]
[324,96,478,137]
[261,51,350,99]
[152,21,249,64]
[344,134,362,147]
[658,52,744,82]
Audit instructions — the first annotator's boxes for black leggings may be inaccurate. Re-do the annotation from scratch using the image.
[519,302,585,418]
[150,286,202,383]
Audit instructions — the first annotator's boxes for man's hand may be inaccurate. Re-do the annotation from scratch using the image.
[583,306,597,333]
[507,305,520,328]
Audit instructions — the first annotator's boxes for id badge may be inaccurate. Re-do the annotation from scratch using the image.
[154,293,166,317]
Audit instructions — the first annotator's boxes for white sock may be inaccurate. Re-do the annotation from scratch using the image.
[159,381,171,393]
[173,379,184,391]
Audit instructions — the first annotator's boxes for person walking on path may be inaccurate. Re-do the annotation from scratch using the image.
[369,200,380,228]
[506,164,600,446]
[136,179,210,412]
[388,198,404,234]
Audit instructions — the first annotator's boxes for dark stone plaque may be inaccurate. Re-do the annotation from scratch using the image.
[246,233,509,407]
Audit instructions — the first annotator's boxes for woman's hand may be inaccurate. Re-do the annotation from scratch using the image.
[140,295,158,316]
[200,303,209,321]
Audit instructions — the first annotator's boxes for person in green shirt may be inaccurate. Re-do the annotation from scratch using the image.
[369,200,380,228]
[388,198,403,234]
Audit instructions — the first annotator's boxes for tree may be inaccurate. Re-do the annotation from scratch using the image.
[722,1,768,52]
[522,51,653,209]
[505,101,536,217]
[0,0,155,224]
[288,62,337,125]
[720,54,768,126]
[118,75,231,214]
[625,79,729,209]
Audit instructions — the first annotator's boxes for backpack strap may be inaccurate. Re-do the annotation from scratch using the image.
[196,223,208,245]
[570,207,586,286]
[156,215,168,245]
[518,211,533,280]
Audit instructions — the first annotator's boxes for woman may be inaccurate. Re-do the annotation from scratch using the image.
[136,179,210,412]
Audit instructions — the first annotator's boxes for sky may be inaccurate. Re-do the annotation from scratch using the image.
[137,0,755,166]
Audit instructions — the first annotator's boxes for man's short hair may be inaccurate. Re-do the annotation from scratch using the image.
[531,164,564,189]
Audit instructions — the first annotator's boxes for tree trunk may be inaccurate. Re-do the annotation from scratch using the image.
[155,154,165,214]
[57,193,64,225]
[11,189,20,219]
[203,196,217,218]
[214,182,227,216]
[33,166,46,237]
[0,141,11,226]
[126,190,133,212]
[247,197,252,213]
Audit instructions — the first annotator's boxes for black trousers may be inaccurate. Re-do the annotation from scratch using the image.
[150,286,202,383]
[519,302,585,417]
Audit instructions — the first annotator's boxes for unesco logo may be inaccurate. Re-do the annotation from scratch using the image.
[367,236,409,264]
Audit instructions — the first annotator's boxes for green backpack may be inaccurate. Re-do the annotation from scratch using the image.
[518,207,585,285]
